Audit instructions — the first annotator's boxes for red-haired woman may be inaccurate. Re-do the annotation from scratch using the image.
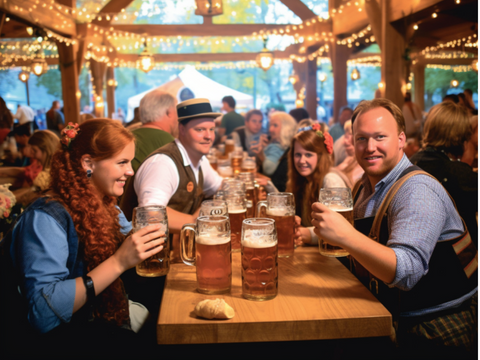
[9,119,165,355]
[286,124,346,245]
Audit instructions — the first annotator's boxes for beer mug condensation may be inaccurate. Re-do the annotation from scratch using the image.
[318,188,352,257]
[132,206,169,277]
[241,218,278,301]
[199,200,229,217]
[257,193,295,258]
[180,216,232,294]
[225,194,247,253]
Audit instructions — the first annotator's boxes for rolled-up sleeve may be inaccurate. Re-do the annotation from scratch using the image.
[12,211,76,333]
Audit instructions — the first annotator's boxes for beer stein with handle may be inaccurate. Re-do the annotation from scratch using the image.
[199,199,229,217]
[317,187,352,257]
[257,192,295,258]
[224,193,247,253]
[180,216,232,295]
[241,218,278,301]
[132,205,169,277]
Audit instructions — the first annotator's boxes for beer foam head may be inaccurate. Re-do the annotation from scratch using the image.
[229,208,246,214]
[328,204,353,212]
[197,234,230,245]
[266,207,295,216]
[242,238,277,248]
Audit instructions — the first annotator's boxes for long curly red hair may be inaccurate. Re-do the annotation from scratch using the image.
[50,119,135,327]
[286,130,332,226]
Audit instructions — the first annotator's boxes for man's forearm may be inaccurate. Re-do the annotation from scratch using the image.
[166,206,197,233]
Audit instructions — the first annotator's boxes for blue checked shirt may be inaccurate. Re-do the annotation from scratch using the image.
[354,154,477,316]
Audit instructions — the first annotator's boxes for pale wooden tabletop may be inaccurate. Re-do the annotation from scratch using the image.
[157,246,392,344]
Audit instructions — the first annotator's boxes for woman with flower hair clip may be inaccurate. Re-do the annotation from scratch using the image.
[286,122,347,245]
[8,119,165,357]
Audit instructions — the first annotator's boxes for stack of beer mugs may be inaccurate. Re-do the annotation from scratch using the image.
[257,193,295,258]
[240,155,256,175]
[241,218,278,301]
[206,148,217,171]
[180,216,232,294]
[236,172,257,218]
[230,147,244,175]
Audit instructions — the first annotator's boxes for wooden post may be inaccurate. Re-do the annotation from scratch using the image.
[56,42,80,124]
[413,63,425,111]
[330,40,350,123]
[365,0,406,108]
[90,59,107,118]
[305,58,317,120]
[381,0,405,107]
[106,66,116,119]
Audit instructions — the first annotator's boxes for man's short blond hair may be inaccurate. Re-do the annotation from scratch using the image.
[351,98,406,134]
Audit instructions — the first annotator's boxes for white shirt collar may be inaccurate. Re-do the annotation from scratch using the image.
[175,138,204,171]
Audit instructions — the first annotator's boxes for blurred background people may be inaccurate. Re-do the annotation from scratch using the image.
[410,102,478,248]
[218,95,244,138]
[46,100,65,136]
[402,92,423,138]
[231,109,267,157]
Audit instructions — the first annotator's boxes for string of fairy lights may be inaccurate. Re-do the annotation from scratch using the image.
[0,0,476,74]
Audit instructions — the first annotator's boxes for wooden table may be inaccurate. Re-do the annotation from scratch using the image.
[157,246,392,344]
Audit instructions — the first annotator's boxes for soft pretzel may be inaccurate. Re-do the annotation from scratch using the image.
[194,298,235,319]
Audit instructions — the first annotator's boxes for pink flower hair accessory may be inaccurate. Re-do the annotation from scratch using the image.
[60,122,80,149]
[297,123,334,155]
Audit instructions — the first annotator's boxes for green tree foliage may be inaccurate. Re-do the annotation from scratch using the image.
[35,68,62,100]
[424,68,478,109]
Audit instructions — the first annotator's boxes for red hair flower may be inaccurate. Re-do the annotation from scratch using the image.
[61,122,80,149]
[323,131,333,155]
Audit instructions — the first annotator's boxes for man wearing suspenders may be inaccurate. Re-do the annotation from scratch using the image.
[311,98,477,358]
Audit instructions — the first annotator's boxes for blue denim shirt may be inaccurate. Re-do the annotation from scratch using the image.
[11,202,131,333]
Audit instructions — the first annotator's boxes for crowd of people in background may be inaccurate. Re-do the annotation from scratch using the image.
[0,86,478,359]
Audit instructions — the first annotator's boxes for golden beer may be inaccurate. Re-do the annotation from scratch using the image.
[266,209,295,258]
[225,139,235,157]
[135,222,170,277]
[319,205,352,257]
[196,235,232,294]
[241,239,278,301]
[231,154,243,175]
[229,208,246,252]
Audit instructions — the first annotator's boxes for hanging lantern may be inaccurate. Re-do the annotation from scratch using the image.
[18,70,30,83]
[194,0,223,16]
[256,38,274,71]
[295,99,304,108]
[137,41,155,73]
[350,67,360,81]
[288,72,298,85]
[450,79,459,88]
[319,72,327,83]
[472,60,478,72]
[31,58,47,76]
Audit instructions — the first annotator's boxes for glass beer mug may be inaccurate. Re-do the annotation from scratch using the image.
[180,216,232,295]
[317,188,352,257]
[132,205,169,277]
[199,199,229,217]
[224,193,247,253]
[257,193,295,258]
[241,218,278,301]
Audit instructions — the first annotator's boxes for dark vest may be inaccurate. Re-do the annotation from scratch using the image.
[353,166,478,316]
[233,126,247,151]
[120,142,205,221]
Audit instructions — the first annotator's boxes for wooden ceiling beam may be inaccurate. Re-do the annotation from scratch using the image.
[279,0,317,21]
[0,0,76,36]
[92,0,135,26]
[109,22,331,37]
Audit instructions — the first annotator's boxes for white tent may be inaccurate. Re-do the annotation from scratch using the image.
[126,66,253,121]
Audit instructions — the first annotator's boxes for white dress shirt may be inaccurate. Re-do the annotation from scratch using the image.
[134,139,223,207]
[14,106,35,125]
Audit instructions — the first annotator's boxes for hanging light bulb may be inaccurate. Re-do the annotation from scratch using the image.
[472,60,478,72]
[31,58,47,76]
[18,70,30,82]
[288,72,298,85]
[350,67,360,81]
[256,37,274,71]
[319,72,327,82]
[450,79,459,88]
[137,40,155,73]
[26,27,33,36]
